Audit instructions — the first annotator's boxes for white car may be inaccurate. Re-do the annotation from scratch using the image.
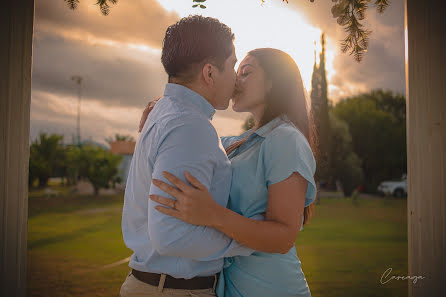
[377,174,407,198]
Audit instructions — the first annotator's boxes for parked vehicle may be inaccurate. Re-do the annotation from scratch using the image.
[377,174,407,198]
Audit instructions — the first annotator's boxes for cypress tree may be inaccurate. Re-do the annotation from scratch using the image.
[311,33,332,186]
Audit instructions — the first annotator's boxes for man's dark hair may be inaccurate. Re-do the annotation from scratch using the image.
[161,15,235,83]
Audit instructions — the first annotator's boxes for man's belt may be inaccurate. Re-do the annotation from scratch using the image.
[131,269,217,290]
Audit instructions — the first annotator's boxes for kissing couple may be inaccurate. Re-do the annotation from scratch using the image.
[120,15,317,297]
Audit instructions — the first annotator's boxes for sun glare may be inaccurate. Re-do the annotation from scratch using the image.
[156,0,335,92]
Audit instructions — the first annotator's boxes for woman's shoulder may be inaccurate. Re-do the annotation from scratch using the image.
[261,119,317,199]
[264,120,310,150]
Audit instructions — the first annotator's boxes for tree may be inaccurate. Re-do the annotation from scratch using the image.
[332,90,407,193]
[64,145,81,185]
[328,112,364,196]
[311,33,331,183]
[77,145,122,195]
[106,133,135,143]
[28,133,65,187]
[242,116,255,131]
[359,89,406,123]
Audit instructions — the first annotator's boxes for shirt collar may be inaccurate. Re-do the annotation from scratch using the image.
[253,115,290,138]
[163,83,216,120]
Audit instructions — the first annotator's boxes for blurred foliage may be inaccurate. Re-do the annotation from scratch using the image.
[105,133,135,143]
[29,133,65,187]
[64,145,81,186]
[332,90,407,193]
[328,112,364,196]
[242,116,256,131]
[29,133,122,195]
[77,145,122,195]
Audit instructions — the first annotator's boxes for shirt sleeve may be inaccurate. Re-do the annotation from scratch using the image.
[148,117,255,260]
[262,126,317,208]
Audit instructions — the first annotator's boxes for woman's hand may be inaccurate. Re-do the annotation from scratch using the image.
[150,171,223,227]
[138,96,161,132]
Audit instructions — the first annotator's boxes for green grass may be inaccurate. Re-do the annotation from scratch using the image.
[296,197,408,297]
[27,190,408,297]
[27,192,131,297]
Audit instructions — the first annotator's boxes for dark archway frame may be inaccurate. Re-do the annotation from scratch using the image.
[1,1,445,296]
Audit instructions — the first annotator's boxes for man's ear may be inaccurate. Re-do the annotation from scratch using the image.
[202,63,214,86]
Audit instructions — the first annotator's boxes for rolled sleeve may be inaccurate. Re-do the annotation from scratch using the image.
[263,127,317,207]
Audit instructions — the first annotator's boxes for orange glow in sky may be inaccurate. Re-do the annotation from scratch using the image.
[157,0,336,92]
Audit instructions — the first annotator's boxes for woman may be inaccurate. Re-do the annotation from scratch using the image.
[145,48,317,297]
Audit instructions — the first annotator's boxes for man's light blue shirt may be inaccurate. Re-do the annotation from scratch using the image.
[121,83,255,279]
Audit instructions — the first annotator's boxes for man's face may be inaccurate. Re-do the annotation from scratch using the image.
[212,44,237,110]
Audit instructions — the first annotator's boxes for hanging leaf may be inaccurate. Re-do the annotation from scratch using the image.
[200,4,206,8]
[329,0,389,62]
[64,0,80,10]
[192,4,199,7]
[94,0,118,15]
[375,0,390,13]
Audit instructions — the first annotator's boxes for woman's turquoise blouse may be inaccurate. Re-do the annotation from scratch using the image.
[216,115,317,297]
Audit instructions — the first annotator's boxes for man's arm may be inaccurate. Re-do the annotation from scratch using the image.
[147,118,255,260]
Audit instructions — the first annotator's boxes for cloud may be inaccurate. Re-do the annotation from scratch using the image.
[32,0,183,110]
[35,0,179,49]
[31,0,178,142]
[31,0,249,143]
[32,0,250,117]
[289,0,405,101]
[30,89,143,144]
[32,31,167,109]
[31,0,405,144]
[30,89,247,144]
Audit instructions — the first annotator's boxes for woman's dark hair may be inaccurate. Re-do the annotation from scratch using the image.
[161,15,235,83]
[226,48,318,226]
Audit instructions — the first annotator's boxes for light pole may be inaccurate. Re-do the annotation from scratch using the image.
[71,75,82,146]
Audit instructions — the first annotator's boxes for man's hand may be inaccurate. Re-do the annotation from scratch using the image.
[138,96,161,132]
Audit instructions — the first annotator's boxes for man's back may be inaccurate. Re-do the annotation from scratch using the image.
[122,83,253,279]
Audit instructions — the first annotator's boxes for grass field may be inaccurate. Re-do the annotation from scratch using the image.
[27,191,408,297]
[295,197,408,297]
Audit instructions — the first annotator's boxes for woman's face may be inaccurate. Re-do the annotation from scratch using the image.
[231,55,270,114]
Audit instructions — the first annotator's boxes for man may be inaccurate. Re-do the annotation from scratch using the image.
[120,15,255,297]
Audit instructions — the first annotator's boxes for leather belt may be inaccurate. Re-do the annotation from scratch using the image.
[131,269,217,290]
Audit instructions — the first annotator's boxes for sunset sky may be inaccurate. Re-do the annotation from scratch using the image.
[31,0,405,145]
